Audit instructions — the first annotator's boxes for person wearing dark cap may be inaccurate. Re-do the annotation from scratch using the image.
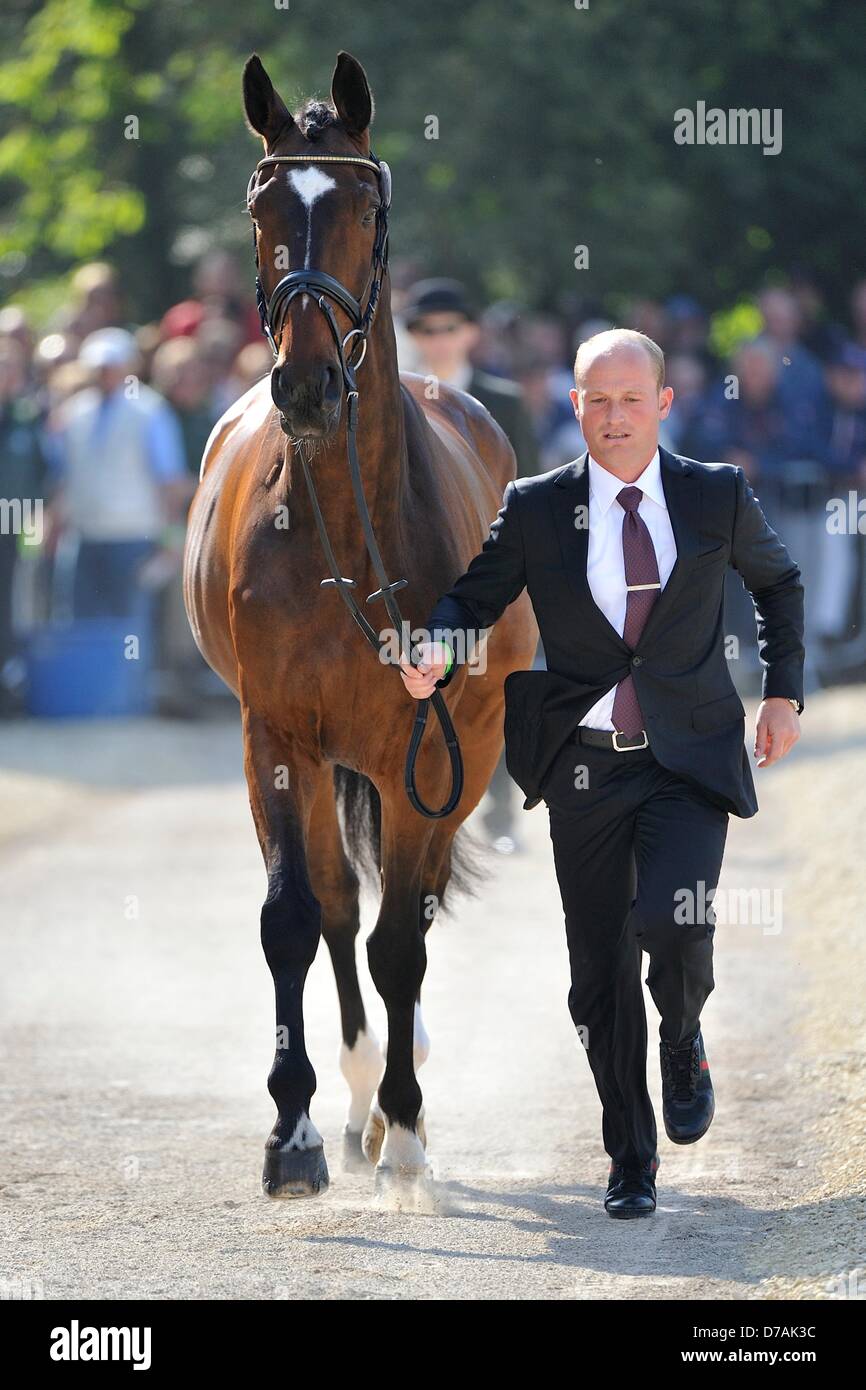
[403,277,540,854]
[403,279,539,484]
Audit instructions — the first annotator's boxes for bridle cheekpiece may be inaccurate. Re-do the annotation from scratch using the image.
[247,152,391,388]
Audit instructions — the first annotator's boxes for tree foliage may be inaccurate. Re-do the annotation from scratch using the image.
[0,0,863,326]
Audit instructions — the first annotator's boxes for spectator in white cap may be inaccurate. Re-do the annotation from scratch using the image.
[49,327,188,621]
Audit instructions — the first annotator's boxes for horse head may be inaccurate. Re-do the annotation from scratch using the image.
[243,51,390,439]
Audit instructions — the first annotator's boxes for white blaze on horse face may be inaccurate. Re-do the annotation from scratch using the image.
[288,165,338,303]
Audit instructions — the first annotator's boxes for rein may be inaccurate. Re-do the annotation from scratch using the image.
[248,151,464,818]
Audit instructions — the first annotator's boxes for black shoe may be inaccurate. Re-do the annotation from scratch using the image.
[660,1029,715,1144]
[604,1153,659,1219]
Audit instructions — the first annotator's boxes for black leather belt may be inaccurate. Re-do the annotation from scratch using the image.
[571,726,650,752]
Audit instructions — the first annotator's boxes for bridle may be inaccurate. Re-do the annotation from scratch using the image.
[247,152,390,371]
[247,150,463,818]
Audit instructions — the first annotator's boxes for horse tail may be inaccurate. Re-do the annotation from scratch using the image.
[333,765,382,887]
[332,764,489,917]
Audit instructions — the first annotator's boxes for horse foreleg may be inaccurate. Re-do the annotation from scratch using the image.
[243,709,327,1198]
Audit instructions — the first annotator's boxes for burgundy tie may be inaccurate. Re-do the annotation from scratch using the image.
[610,486,661,737]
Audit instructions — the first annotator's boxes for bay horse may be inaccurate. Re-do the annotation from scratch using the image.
[183,50,537,1197]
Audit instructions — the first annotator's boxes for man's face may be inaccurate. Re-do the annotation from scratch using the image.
[407,312,479,373]
[570,346,673,473]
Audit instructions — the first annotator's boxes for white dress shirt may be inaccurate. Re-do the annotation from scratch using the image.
[578,449,678,730]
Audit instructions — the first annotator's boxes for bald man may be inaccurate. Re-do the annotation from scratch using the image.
[400,329,804,1219]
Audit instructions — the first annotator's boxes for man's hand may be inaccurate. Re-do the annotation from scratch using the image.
[398,641,449,699]
[754,697,800,767]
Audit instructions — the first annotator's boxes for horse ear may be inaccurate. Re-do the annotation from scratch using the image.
[331,51,373,137]
[243,54,294,145]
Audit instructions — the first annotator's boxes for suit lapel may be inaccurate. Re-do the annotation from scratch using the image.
[551,452,627,650]
[550,446,701,650]
[642,445,701,642]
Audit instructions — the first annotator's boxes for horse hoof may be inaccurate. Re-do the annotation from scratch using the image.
[361,1108,385,1165]
[342,1125,372,1172]
[373,1161,437,1212]
[262,1144,329,1198]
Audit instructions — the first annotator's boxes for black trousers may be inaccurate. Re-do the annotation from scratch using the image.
[541,735,729,1167]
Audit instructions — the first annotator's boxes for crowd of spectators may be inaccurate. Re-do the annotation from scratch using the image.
[396,272,866,697]
[0,257,274,714]
[0,254,864,717]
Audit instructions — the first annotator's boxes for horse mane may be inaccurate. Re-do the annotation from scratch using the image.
[294,98,340,141]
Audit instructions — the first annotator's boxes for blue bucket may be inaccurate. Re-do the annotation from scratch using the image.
[25,617,154,718]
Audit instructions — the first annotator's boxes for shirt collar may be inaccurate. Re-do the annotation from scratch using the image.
[587,447,664,515]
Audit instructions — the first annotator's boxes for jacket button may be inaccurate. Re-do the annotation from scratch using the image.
[632,655,643,667]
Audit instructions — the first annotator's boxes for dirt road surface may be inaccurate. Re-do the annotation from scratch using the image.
[1,689,864,1300]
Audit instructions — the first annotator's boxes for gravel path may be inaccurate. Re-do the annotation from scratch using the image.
[1,694,863,1300]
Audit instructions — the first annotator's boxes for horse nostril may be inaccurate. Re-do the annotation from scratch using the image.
[270,364,290,412]
[321,363,342,408]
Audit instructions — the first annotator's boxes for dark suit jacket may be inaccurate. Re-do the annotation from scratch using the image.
[425,447,805,817]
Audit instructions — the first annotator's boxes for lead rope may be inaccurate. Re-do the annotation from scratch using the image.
[295,297,463,818]
[298,405,464,819]
[251,153,463,818]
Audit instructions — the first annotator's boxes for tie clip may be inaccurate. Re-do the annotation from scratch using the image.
[627,582,661,591]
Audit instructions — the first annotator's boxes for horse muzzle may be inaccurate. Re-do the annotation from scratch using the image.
[271,361,343,438]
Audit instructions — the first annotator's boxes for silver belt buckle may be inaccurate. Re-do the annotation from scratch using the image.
[612,729,649,751]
